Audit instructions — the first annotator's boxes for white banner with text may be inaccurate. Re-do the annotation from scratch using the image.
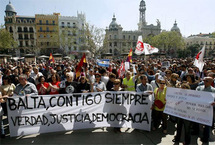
[164,87,214,126]
[7,91,153,137]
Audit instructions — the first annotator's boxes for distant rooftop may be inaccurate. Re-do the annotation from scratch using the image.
[188,33,214,38]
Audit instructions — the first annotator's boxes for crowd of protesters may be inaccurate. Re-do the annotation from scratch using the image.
[0,57,215,144]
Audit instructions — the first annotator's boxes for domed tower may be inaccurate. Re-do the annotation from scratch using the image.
[171,20,181,33]
[109,14,119,31]
[5,1,17,17]
[138,0,146,30]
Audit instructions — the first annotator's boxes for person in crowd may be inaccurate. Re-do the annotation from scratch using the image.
[77,76,91,93]
[185,74,199,90]
[136,75,153,93]
[91,73,106,92]
[152,79,168,134]
[47,74,61,95]
[36,76,49,95]
[172,83,192,145]
[0,76,16,115]
[100,68,109,86]
[0,92,8,138]
[110,79,125,132]
[47,68,57,82]
[106,73,116,91]
[87,68,95,84]
[195,77,215,143]
[59,72,78,94]
[14,74,38,96]
[150,73,160,90]
[30,67,43,85]
[122,67,139,91]
[23,68,36,85]
[165,73,180,88]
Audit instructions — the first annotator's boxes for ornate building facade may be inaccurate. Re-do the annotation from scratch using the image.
[4,2,87,57]
[58,13,86,54]
[103,0,161,58]
[4,1,36,56]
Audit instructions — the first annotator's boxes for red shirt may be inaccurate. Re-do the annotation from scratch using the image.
[49,81,60,95]
[37,82,49,95]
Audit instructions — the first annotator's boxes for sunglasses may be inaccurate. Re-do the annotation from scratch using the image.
[114,83,120,85]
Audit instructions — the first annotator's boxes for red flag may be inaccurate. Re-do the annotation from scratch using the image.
[126,48,132,63]
[48,53,55,64]
[76,53,86,78]
[118,61,125,78]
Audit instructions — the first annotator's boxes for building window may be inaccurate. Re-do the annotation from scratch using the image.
[114,42,117,47]
[109,49,112,53]
[123,35,125,39]
[46,20,49,25]
[67,22,70,27]
[29,27,34,32]
[19,41,23,47]
[47,34,50,38]
[53,21,55,25]
[109,35,111,39]
[18,27,22,32]
[128,35,130,40]
[24,34,28,39]
[114,35,117,39]
[46,27,49,32]
[25,41,29,46]
[133,36,136,40]
[40,34,44,38]
[109,42,112,47]
[30,34,34,39]
[73,23,76,28]
[39,20,42,24]
[24,27,28,32]
[18,34,23,39]
[40,27,42,32]
[133,42,136,47]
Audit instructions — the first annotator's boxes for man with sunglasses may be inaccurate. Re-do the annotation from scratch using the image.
[196,77,215,143]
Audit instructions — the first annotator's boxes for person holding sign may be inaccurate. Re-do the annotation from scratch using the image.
[172,83,192,145]
[0,92,9,138]
[152,79,167,134]
[14,74,38,96]
[196,77,215,143]
[110,79,125,133]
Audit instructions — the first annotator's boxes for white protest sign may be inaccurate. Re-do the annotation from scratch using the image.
[125,62,130,71]
[132,64,137,74]
[164,87,214,126]
[7,92,153,137]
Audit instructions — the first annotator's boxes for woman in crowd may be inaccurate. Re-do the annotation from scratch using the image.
[152,79,168,134]
[110,79,124,132]
[91,73,106,92]
[172,83,192,145]
[185,74,199,90]
[106,73,116,91]
[77,76,91,93]
[36,76,49,95]
[165,73,180,88]
[60,72,78,94]
[0,76,16,115]
[47,74,61,95]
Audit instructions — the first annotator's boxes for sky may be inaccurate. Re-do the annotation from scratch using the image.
[0,0,215,37]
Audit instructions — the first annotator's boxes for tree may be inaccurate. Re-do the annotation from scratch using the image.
[143,31,185,57]
[0,25,17,53]
[83,23,105,57]
[186,44,200,58]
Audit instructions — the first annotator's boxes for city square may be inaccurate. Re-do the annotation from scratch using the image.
[0,0,215,145]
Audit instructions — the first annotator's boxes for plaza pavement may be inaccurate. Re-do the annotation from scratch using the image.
[1,116,215,145]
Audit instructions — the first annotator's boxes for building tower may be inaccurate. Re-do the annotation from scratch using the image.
[138,0,146,30]
[171,20,181,33]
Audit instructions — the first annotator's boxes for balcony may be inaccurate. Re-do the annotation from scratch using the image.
[37,23,56,25]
